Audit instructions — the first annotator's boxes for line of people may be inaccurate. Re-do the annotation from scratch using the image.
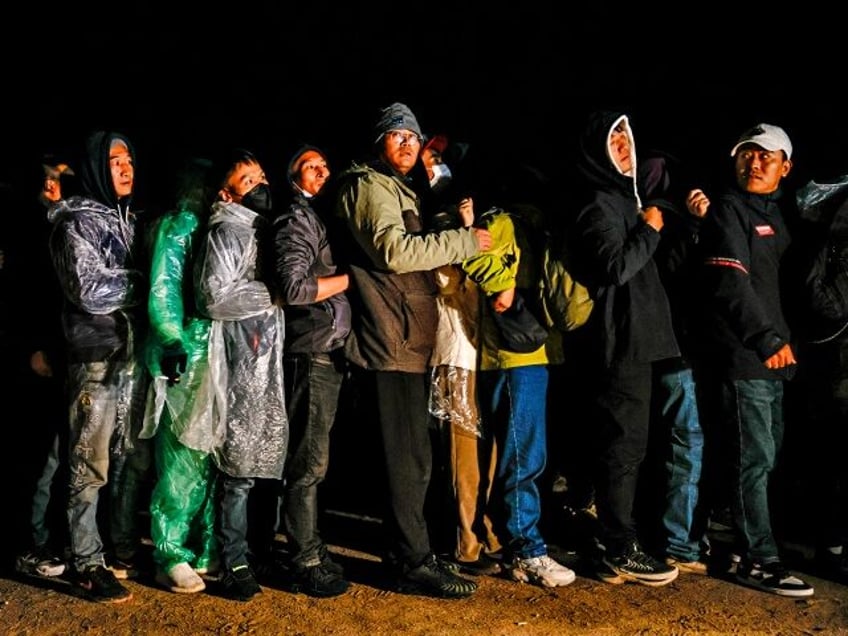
[4,102,846,607]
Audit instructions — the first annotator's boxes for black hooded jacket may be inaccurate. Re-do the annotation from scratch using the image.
[569,110,679,368]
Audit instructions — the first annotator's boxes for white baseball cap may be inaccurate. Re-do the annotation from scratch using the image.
[730,123,792,160]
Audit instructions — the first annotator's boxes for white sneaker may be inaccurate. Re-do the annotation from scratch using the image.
[156,562,206,594]
[509,554,576,587]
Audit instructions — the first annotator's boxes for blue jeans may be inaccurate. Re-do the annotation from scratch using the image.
[31,432,62,549]
[66,360,150,572]
[281,352,344,570]
[219,476,255,570]
[659,367,707,562]
[480,365,548,559]
[720,378,784,564]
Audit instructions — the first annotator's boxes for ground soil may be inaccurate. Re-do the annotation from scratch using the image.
[2,509,847,636]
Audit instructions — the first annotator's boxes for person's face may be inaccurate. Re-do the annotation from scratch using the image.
[734,144,792,194]
[381,129,421,175]
[42,176,62,203]
[110,142,134,198]
[608,122,632,175]
[420,147,443,182]
[220,160,268,203]
[295,150,330,196]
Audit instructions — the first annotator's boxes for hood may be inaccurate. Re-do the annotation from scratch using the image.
[576,110,640,206]
[286,144,326,191]
[77,130,135,210]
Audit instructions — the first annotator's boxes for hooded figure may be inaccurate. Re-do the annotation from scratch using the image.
[571,111,678,368]
[49,131,145,363]
[48,129,151,602]
[569,110,680,587]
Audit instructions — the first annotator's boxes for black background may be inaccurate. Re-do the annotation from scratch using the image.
[3,5,845,204]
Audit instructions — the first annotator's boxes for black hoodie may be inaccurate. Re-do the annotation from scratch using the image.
[570,110,679,368]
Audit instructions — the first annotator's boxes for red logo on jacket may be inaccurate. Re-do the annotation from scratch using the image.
[755,225,775,236]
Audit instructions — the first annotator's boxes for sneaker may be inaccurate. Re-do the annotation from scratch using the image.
[455,553,502,577]
[289,563,350,598]
[666,556,708,576]
[75,565,132,603]
[220,564,262,602]
[105,554,138,580]
[735,561,814,598]
[397,554,477,599]
[508,554,576,587]
[603,543,679,587]
[814,548,848,583]
[319,547,345,577]
[595,558,625,585]
[156,562,206,594]
[16,547,66,578]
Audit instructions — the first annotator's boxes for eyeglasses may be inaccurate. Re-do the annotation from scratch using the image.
[387,131,421,146]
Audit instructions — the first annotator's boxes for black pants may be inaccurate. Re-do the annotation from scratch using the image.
[591,361,652,556]
[374,370,433,570]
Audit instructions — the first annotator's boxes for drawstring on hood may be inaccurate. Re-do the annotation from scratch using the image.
[577,110,642,209]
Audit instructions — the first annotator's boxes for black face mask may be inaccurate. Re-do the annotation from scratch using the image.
[240,182,273,215]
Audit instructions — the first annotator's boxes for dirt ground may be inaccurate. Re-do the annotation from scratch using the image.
[2,509,847,636]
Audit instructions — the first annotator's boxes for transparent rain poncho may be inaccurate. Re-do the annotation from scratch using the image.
[141,207,219,572]
[194,201,287,479]
[429,264,482,436]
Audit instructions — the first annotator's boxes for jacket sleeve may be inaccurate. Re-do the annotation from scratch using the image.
[195,222,273,321]
[50,215,142,315]
[462,212,518,295]
[701,200,786,358]
[575,195,661,288]
[340,174,479,273]
[148,211,196,348]
[274,209,320,306]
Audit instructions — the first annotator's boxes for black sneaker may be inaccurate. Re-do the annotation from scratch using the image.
[319,546,345,576]
[815,549,848,584]
[220,564,262,602]
[75,565,132,603]
[290,563,350,598]
[603,542,679,587]
[736,561,814,598]
[455,552,502,576]
[397,554,477,599]
[16,546,66,578]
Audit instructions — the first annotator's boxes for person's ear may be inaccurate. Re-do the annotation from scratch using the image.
[218,187,233,202]
[782,158,793,178]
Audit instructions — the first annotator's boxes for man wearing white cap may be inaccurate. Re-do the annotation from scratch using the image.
[695,123,814,597]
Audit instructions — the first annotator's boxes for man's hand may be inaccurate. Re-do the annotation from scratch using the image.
[492,287,515,313]
[161,345,188,386]
[472,227,492,252]
[641,206,664,232]
[686,188,711,218]
[764,343,797,369]
[458,197,474,228]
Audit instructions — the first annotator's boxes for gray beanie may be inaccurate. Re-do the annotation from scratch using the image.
[374,102,422,142]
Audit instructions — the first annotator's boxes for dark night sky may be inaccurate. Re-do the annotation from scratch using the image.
[3,5,844,204]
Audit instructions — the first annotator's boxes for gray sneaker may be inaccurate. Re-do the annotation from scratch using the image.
[509,554,576,587]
